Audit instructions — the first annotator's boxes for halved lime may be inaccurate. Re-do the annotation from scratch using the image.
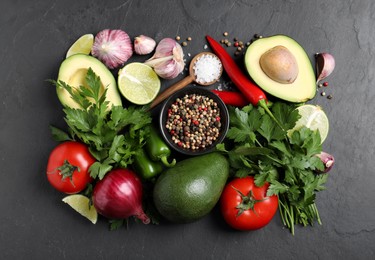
[62,194,97,224]
[66,34,94,58]
[118,63,161,105]
[289,104,329,143]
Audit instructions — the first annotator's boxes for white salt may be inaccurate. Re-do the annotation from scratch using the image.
[193,54,222,84]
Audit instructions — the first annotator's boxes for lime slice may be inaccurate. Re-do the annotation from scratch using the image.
[62,194,97,224]
[289,104,329,143]
[66,34,94,58]
[118,63,161,105]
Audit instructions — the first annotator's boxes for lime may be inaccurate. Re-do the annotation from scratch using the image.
[118,63,161,105]
[62,194,97,224]
[66,34,94,58]
[289,104,329,143]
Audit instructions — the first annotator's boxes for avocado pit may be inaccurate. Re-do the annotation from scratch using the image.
[259,45,299,84]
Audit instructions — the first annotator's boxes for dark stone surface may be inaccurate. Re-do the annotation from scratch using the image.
[1,0,374,259]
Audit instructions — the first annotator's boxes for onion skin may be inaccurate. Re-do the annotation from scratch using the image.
[92,168,150,224]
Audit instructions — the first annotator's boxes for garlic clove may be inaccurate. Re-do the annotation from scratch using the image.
[315,151,335,173]
[91,29,133,69]
[315,52,335,82]
[145,38,185,79]
[134,35,156,55]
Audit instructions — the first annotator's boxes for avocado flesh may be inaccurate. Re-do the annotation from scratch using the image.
[245,35,316,103]
[57,54,122,109]
[153,153,229,223]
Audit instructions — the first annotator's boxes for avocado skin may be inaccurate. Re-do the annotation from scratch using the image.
[153,153,229,223]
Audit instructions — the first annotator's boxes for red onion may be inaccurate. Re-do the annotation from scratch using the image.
[316,152,335,173]
[92,168,150,224]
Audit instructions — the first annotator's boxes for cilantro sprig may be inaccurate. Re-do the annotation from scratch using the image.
[218,103,328,235]
[50,68,152,180]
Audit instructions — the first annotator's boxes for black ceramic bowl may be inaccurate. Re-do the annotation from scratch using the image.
[159,86,229,156]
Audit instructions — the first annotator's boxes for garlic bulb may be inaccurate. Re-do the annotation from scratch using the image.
[134,35,156,55]
[91,29,133,69]
[144,38,185,79]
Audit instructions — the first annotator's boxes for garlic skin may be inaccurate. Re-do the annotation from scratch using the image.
[316,52,335,82]
[144,38,185,79]
[91,29,133,69]
[315,152,335,173]
[134,35,156,55]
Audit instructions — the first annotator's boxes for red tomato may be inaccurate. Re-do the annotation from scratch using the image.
[46,141,96,194]
[220,176,278,230]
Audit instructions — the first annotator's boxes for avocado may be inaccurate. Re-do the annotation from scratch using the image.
[244,35,316,103]
[57,54,122,109]
[153,153,229,223]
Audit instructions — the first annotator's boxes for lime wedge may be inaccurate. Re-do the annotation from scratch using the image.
[62,194,97,224]
[118,63,161,105]
[289,104,329,143]
[66,34,94,58]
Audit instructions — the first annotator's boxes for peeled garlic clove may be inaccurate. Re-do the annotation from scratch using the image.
[316,52,335,82]
[134,35,156,55]
[145,38,185,79]
[91,29,133,69]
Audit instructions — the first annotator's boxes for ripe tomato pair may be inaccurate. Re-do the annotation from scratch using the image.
[46,141,96,194]
[220,176,278,230]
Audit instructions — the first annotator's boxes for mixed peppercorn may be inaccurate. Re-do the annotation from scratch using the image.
[165,94,222,151]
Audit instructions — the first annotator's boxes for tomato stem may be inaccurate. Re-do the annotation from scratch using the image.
[232,186,265,217]
[49,160,80,187]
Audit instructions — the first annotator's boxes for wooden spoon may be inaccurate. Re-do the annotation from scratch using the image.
[149,52,222,109]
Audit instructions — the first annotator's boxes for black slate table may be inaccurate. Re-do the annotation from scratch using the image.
[1,0,374,259]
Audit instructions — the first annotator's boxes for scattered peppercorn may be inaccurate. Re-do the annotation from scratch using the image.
[234,42,239,47]
[318,83,323,88]
[323,82,329,87]
[175,36,181,41]
[226,42,232,47]
[165,93,222,151]
[321,91,326,96]
[237,47,242,51]
[182,41,188,47]
[234,51,241,56]
[327,94,333,99]
[187,37,192,41]
[223,32,229,36]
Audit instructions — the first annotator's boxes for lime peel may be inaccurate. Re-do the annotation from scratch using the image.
[289,104,329,143]
[118,62,161,105]
[66,34,94,58]
[62,194,98,224]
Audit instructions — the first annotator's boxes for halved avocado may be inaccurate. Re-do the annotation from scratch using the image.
[244,35,316,103]
[57,54,122,108]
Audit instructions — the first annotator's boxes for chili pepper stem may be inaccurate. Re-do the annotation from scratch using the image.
[161,156,176,167]
[258,99,285,132]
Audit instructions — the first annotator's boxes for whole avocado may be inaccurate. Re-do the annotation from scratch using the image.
[153,152,229,223]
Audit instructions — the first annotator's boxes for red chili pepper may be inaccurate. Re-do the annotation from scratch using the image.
[206,35,284,131]
[206,35,267,107]
[212,90,248,107]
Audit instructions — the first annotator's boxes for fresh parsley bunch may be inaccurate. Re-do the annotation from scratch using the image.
[50,68,152,180]
[217,102,328,235]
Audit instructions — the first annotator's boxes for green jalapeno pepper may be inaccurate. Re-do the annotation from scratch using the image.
[133,148,163,180]
[146,126,176,167]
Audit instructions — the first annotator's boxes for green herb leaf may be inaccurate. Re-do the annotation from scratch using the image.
[49,125,72,142]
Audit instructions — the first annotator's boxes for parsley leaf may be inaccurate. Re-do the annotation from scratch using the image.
[50,68,152,179]
[224,102,329,234]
